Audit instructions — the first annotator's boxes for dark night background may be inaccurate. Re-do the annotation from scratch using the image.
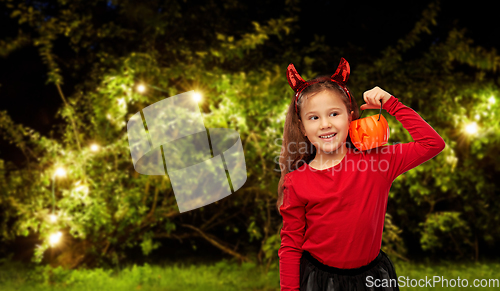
[0,0,499,266]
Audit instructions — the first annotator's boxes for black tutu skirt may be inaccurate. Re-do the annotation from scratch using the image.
[299,250,400,291]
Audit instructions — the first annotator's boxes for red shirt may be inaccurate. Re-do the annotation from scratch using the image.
[278,95,446,291]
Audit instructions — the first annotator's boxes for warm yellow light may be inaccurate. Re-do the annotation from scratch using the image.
[49,214,58,223]
[465,122,478,135]
[192,91,202,102]
[49,231,62,246]
[489,96,496,104]
[90,144,100,152]
[137,84,146,93]
[54,167,67,178]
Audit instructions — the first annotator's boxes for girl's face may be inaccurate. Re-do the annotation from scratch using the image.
[299,90,353,154]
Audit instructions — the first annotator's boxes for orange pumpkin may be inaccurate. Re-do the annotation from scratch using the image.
[349,114,390,151]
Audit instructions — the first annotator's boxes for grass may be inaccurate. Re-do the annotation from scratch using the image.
[0,257,280,291]
[0,257,499,290]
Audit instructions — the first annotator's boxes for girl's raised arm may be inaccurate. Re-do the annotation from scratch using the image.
[378,95,446,182]
[278,174,306,291]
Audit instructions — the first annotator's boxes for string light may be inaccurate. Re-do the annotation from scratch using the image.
[90,143,100,152]
[192,91,202,102]
[49,214,58,223]
[54,167,67,178]
[49,231,62,247]
[137,84,146,93]
[465,122,478,135]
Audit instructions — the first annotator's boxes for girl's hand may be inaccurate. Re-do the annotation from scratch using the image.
[359,86,392,110]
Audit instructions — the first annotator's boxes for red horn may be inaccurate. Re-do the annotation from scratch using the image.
[287,63,308,92]
[331,57,350,85]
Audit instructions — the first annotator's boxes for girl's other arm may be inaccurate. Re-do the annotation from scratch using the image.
[278,174,306,291]
[379,95,446,182]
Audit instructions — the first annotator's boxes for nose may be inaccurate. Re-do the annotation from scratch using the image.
[320,119,332,130]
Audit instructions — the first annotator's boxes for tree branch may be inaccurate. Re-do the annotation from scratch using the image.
[55,83,81,151]
[180,223,249,262]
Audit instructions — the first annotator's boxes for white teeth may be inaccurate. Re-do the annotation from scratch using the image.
[320,133,336,138]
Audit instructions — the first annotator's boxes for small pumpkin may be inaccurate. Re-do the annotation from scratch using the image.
[349,105,390,151]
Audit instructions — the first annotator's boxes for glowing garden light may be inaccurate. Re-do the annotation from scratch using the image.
[90,143,100,152]
[49,214,58,223]
[465,122,478,135]
[136,84,146,93]
[49,231,62,247]
[192,91,202,102]
[54,167,67,178]
[489,96,496,104]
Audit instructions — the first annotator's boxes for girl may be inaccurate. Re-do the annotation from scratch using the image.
[277,58,445,291]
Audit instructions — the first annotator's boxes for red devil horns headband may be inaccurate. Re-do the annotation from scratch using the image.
[287,57,353,117]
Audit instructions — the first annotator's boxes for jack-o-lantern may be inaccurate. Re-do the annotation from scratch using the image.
[349,104,390,151]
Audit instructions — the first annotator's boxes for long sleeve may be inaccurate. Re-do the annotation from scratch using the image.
[378,95,446,182]
[278,174,306,291]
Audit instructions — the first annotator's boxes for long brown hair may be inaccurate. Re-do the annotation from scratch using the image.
[276,76,360,215]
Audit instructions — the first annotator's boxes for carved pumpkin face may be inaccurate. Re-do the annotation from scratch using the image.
[348,114,390,151]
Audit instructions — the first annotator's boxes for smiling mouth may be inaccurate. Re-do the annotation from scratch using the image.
[319,133,337,139]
